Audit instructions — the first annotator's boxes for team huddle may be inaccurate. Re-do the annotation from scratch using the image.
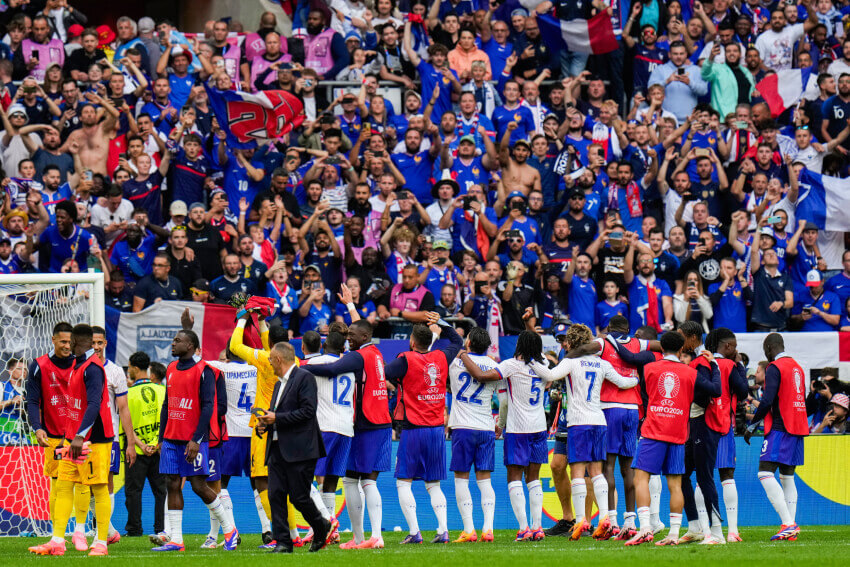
[23,308,808,555]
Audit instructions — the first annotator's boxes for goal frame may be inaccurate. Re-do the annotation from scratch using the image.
[0,271,105,328]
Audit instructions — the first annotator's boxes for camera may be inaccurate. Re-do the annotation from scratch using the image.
[610,230,624,240]
[462,196,474,210]
[325,156,341,165]
[677,67,685,75]
[683,192,698,201]
[398,190,410,200]
[767,216,782,224]
[434,257,447,265]
[510,201,527,214]
[699,237,707,246]
[687,281,696,289]
[506,229,522,239]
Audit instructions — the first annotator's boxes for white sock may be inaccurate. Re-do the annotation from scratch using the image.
[571,479,587,523]
[220,489,236,532]
[397,480,419,535]
[508,481,528,530]
[454,477,474,533]
[722,479,738,534]
[637,506,650,532]
[779,474,798,524]
[253,490,270,533]
[343,477,364,543]
[322,492,336,519]
[167,510,183,545]
[527,480,543,529]
[163,501,170,535]
[623,511,637,530]
[694,485,709,536]
[206,496,233,533]
[477,478,496,532]
[290,526,300,541]
[208,509,220,538]
[591,475,609,519]
[310,483,330,520]
[108,493,117,536]
[426,481,448,534]
[710,509,723,540]
[669,512,682,539]
[758,471,793,525]
[361,479,382,538]
[649,475,662,526]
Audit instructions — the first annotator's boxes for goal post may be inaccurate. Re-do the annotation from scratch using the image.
[0,271,104,536]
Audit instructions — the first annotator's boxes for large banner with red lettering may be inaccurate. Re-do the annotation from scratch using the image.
[204,85,304,149]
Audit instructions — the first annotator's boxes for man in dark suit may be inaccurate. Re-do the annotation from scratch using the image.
[256,342,332,553]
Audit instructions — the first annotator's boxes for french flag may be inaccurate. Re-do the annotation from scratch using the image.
[538,11,619,55]
[796,170,850,232]
[756,69,819,118]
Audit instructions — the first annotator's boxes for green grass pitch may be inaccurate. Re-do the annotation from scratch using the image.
[8,527,850,566]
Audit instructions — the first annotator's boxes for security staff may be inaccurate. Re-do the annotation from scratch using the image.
[122,352,167,537]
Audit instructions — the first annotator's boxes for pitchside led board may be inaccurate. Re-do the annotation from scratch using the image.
[0,437,846,535]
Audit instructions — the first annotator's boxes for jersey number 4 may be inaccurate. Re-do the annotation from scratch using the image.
[237,383,254,412]
[457,372,485,405]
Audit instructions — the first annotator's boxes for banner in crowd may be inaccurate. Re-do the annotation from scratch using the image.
[204,85,305,149]
[0,438,844,535]
[107,302,850,380]
[537,12,619,55]
[756,69,819,118]
[796,170,850,233]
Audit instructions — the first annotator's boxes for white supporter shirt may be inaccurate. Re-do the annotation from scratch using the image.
[497,357,554,434]
[207,360,257,438]
[104,359,128,441]
[448,353,501,431]
[532,355,636,426]
[307,353,355,437]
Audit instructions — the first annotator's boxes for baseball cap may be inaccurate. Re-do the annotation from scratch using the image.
[138,17,156,34]
[759,226,776,241]
[832,392,850,410]
[514,139,531,149]
[0,237,10,245]
[806,269,823,287]
[67,24,85,39]
[170,200,188,216]
[304,264,322,274]
[189,201,206,212]
[191,279,210,293]
[569,189,586,200]
[344,30,362,43]
[511,7,529,18]
[506,190,527,202]
[459,135,476,145]
[404,89,422,102]
[432,240,450,250]
[552,322,569,338]
[803,221,819,231]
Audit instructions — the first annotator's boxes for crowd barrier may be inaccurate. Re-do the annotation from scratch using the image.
[0,436,846,535]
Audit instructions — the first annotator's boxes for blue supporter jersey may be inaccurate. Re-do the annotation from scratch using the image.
[392,150,435,204]
[123,172,164,225]
[171,149,211,205]
[299,302,333,335]
[825,271,850,307]
[707,281,748,333]
[633,44,668,92]
[793,288,840,331]
[628,276,671,331]
[451,156,489,194]
[168,72,198,110]
[449,207,497,259]
[334,300,376,325]
[222,151,264,214]
[417,60,457,124]
[40,183,73,224]
[38,225,94,273]
[567,276,596,329]
[423,265,460,299]
[595,300,628,330]
[491,104,535,146]
[789,242,819,289]
[479,38,513,78]
[110,234,158,284]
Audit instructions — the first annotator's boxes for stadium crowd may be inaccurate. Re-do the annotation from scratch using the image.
[3,0,850,341]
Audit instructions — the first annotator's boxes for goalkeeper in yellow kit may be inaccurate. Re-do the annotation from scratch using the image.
[229,311,303,547]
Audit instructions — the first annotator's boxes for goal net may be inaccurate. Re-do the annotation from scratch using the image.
[0,273,104,537]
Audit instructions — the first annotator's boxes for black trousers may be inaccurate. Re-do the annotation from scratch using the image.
[268,450,324,546]
[124,453,167,535]
[682,416,722,524]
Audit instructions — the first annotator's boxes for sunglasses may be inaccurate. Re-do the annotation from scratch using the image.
[190,288,207,295]
[171,225,187,232]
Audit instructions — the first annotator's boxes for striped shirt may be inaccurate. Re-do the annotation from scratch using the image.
[207,360,257,438]
[308,353,355,437]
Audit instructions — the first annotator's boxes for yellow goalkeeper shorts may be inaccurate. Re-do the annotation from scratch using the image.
[43,437,63,478]
[57,442,110,485]
[250,433,269,478]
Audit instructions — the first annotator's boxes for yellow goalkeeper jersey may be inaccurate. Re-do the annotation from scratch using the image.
[229,324,298,426]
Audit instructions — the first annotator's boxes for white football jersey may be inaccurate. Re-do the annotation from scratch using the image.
[531,356,637,426]
[448,353,500,431]
[208,360,257,438]
[308,353,355,437]
[104,359,127,441]
[497,358,554,434]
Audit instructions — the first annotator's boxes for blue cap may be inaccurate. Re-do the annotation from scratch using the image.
[511,7,529,18]
[344,30,362,42]
[507,190,527,202]
[552,323,569,338]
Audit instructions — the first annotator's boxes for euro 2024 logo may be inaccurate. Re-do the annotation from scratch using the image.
[658,371,680,406]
